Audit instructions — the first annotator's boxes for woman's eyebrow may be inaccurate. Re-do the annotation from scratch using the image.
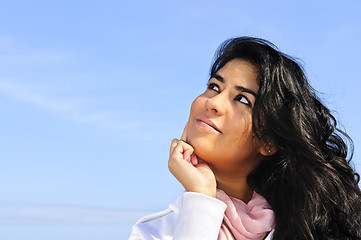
[213,74,225,83]
[211,74,257,97]
[235,86,257,97]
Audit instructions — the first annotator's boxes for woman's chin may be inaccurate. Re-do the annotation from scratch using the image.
[189,140,213,163]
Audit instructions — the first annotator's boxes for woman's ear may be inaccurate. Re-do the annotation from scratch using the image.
[259,142,277,156]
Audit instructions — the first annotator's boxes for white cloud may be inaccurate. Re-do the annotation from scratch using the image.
[0,79,156,131]
[0,80,79,113]
[0,203,150,225]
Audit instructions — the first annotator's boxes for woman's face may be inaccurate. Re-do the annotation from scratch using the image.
[187,59,264,174]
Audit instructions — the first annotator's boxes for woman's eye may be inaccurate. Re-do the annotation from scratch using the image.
[235,95,251,106]
[208,83,220,92]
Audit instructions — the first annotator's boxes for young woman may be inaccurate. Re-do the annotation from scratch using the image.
[129,37,361,240]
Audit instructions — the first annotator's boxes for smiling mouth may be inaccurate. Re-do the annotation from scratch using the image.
[196,119,222,133]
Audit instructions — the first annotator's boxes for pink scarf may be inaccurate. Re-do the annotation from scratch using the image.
[216,189,275,240]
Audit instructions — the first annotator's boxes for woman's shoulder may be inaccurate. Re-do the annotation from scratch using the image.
[129,193,183,240]
[130,207,177,240]
[134,208,174,225]
[129,191,227,240]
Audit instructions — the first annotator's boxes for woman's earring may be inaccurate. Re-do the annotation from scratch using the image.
[267,143,272,154]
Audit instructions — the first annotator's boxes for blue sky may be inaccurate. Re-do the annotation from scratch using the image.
[1,0,360,239]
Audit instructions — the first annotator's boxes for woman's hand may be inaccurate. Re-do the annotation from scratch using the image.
[168,123,217,198]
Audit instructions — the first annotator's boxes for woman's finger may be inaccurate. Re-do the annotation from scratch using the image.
[191,154,198,165]
[169,138,179,156]
[172,140,193,162]
[180,122,188,142]
[182,145,193,161]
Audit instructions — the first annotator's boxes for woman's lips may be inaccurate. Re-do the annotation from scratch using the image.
[195,116,222,133]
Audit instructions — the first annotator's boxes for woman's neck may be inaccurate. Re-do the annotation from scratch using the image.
[214,171,253,203]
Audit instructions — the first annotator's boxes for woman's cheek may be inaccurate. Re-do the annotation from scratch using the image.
[190,95,204,114]
[187,95,204,129]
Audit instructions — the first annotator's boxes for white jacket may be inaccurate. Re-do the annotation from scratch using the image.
[129,192,274,240]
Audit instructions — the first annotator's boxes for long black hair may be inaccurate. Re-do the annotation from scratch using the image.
[211,37,361,240]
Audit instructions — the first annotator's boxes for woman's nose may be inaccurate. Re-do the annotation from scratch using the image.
[205,93,226,115]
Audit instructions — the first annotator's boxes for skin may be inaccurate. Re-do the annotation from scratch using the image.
[168,59,274,202]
